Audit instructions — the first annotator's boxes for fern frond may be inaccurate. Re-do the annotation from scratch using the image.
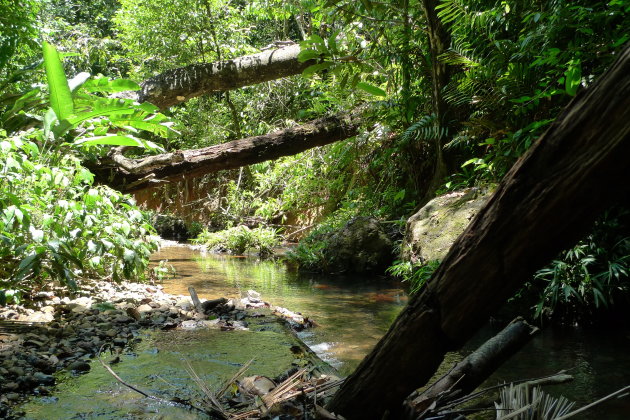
[400,114,445,144]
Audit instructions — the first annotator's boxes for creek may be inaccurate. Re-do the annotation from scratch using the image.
[18,245,630,419]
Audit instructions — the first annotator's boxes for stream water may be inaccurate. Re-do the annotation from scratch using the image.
[19,245,630,419]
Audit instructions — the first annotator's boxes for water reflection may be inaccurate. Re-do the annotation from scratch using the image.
[152,246,407,375]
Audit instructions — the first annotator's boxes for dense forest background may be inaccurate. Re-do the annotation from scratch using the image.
[1,0,629,324]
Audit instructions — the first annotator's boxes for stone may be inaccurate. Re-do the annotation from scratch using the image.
[402,187,493,264]
[5,393,20,402]
[113,315,133,324]
[33,372,55,385]
[321,217,394,274]
[104,328,118,337]
[2,382,19,392]
[137,304,153,313]
[67,360,91,373]
[175,299,193,311]
[24,311,54,323]
[113,338,127,346]
[180,320,200,329]
[34,385,51,395]
[8,366,24,377]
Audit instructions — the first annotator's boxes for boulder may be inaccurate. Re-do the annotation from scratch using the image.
[402,187,493,264]
[151,214,191,241]
[322,217,394,274]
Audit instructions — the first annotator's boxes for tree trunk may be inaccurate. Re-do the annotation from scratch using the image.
[326,45,630,419]
[137,44,312,109]
[91,112,362,192]
[420,0,454,202]
[403,318,538,419]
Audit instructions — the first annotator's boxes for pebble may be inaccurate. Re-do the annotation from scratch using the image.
[0,279,303,417]
[67,360,91,373]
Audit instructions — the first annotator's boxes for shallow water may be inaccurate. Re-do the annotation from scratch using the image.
[152,246,407,375]
[20,246,630,418]
[153,246,630,418]
[20,324,307,419]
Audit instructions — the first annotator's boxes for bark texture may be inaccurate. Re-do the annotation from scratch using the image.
[137,44,311,109]
[326,45,630,419]
[91,112,361,192]
[403,318,538,418]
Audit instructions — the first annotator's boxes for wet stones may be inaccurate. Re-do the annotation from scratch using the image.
[67,360,91,373]
[0,282,314,415]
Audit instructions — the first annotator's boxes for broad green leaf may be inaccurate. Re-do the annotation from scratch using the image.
[74,135,143,147]
[297,49,320,63]
[356,82,386,97]
[109,117,177,139]
[43,42,73,121]
[302,62,332,78]
[564,60,581,96]
[82,77,141,93]
[111,79,141,91]
[65,99,137,128]
[328,30,340,54]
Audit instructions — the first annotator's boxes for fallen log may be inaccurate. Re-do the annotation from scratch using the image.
[90,111,362,191]
[137,44,312,110]
[326,44,630,418]
[403,317,538,419]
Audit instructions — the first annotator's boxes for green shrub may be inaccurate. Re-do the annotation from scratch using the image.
[0,136,159,298]
[386,259,441,294]
[194,225,280,258]
[533,209,630,321]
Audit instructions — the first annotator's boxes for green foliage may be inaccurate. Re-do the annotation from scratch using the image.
[43,41,74,121]
[387,259,441,294]
[113,0,256,77]
[437,0,629,186]
[2,43,177,156]
[194,226,280,258]
[151,259,177,281]
[0,0,40,80]
[0,136,159,298]
[533,209,630,322]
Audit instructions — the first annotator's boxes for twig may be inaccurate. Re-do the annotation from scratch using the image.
[217,358,255,398]
[96,350,207,415]
[554,385,630,420]
[441,370,574,411]
[183,358,230,419]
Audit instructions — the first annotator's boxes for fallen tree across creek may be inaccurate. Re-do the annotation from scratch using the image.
[89,111,363,192]
[326,44,630,418]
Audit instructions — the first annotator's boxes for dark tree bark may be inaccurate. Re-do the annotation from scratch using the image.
[91,112,362,192]
[137,44,312,109]
[326,45,630,419]
[403,318,538,418]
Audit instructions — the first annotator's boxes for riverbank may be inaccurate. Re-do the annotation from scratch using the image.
[0,277,312,417]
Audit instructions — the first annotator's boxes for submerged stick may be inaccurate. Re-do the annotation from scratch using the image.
[555,385,630,420]
[97,351,208,415]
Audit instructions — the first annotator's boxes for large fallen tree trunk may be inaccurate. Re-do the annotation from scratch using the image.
[90,112,362,192]
[136,44,311,109]
[326,45,630,419]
